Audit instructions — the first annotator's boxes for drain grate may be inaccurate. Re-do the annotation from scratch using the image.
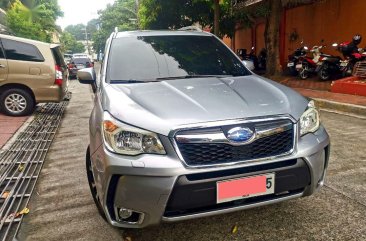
[0,97,70,241]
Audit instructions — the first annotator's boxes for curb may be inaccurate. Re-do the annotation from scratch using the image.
[312,98,366,118]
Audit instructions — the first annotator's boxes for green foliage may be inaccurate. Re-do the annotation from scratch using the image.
[64,24,87,41]
[60,31,85,54]
[138,0,212,30]
[6,0,63,42]
[0,0,11,8]
[91,0,138,55]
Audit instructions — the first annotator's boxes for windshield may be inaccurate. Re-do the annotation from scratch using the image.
[107,35,250,82]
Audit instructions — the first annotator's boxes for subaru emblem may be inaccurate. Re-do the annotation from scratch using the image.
[226,127,255,144]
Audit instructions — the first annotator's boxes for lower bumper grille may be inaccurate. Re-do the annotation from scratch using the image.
[164,159,310,217]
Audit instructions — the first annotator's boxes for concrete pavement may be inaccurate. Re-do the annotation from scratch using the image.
[17,80,366,241]
[17,80,123,241]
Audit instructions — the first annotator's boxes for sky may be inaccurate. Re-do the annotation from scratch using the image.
[56,0,115,29]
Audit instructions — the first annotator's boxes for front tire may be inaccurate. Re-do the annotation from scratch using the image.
[86,146,107,221]
[318,63,331,81]
[0,88,35,116]
[299,62,309,79]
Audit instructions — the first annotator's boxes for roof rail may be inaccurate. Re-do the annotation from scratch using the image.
[178,26,203,32]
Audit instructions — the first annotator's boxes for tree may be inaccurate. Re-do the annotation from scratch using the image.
[91,0,138,56]
[138,0,245,39]
[264,0,315,76]
[139,0,212,30]
[213,0,219,35]
[264,0,282,76]
[64,24,87,41]
[60,31,85,54]
[6,0,63,42]
[0,0,11,8]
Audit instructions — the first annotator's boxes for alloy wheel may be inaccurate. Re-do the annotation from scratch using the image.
[299,63,309,79]
[4,93,27,114]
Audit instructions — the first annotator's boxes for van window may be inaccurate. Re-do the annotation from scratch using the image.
[51,47,66,66]
[1,39,45,62]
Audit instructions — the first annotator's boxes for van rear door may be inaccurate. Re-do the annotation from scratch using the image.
[51,45,68,97]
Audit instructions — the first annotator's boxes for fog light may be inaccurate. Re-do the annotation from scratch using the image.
[118,208,133,219]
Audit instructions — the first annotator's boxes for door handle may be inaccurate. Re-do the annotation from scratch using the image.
[0,64,6,68]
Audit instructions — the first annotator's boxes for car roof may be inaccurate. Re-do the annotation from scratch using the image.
[0,33,52,48]
[115,30,213,38]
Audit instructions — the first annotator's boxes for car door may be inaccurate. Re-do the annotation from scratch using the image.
[0,40,8,84]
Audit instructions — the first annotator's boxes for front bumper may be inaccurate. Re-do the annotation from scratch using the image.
[90,125,330,228]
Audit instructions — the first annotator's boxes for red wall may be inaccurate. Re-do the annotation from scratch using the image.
[229,0,366,67]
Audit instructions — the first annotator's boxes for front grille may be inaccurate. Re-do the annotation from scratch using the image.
[175,121,294,166]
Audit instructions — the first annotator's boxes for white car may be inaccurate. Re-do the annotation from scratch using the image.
[72,53,89,59]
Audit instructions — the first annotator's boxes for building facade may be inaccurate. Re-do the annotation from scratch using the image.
[224,0,366,68]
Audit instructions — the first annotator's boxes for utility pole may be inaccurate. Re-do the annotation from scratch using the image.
[83,27,91,55]
[135,0,139,28]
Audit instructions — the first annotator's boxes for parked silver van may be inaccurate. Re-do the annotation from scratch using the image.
[78,30,330,228]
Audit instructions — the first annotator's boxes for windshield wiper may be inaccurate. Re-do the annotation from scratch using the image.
[110,79,160,84]
[156,75,233,80]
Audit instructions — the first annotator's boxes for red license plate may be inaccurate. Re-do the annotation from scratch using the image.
[216,173,275,203]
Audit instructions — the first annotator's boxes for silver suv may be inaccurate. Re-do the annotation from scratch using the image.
[78,30,330,228]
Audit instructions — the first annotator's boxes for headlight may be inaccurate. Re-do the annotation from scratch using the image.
[102,112,166,155]
[300,100,320,136]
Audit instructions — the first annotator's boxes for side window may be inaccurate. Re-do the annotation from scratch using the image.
[0,43,5,59]
[1,39,45,62]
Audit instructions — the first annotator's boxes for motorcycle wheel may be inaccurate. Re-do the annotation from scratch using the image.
[341,62,354,78]
[318,63,330,81]
[299,62,309,79]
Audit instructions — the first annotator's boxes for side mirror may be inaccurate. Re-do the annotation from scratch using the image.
[78,67,96,85]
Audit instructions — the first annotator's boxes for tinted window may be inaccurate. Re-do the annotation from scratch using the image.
[107,35,249,82]
[2,39,44,62]
[52,47,65,66]
[72,58,90,64]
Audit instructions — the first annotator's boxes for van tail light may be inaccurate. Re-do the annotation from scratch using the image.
[88,62,94,68]
[55,65,63,86]
[68,63,75,69]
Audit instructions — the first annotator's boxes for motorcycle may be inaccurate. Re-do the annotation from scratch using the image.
[296,45,325,79]
[317,42,365,80]
[237,47,259,70]
[287,44,308,76]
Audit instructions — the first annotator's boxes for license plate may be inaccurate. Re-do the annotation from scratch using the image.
[287,62,294,67]
[77,65,84,69]
[216,173,275,203]
[296,64,303,69]
[340,62,348,67]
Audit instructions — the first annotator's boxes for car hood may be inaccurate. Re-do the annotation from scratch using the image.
[103,75,308,136]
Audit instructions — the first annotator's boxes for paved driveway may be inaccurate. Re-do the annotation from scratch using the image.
[17,80,366,241]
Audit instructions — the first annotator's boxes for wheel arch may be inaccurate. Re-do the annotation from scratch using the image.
[0,83,36,103]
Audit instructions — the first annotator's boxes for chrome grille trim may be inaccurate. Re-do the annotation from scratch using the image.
[170,115,298,168]
[176,121,292,146]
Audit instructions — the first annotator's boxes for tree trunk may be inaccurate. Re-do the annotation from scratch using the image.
[265,0,283,76]
[214,0,219,36]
